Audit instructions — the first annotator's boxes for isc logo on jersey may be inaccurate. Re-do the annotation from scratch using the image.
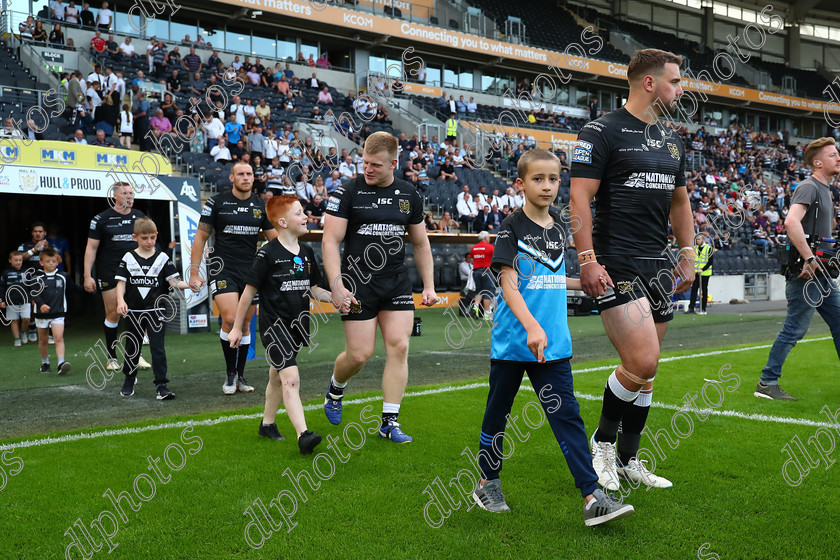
[326,196,340,212]
[572,140,592,164]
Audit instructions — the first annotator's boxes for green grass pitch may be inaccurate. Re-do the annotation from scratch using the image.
[0,308,838,559]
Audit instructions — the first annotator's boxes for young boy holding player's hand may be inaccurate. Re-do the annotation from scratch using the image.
[31,248,74,375]
[0,251,31,347]
[472,149,635,526]
[115,218,193,400]
[229,195,333,454]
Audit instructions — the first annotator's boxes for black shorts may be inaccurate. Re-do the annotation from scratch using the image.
[473,267,496,300]
[594,256,674,323]
[341,269,414,322]
[210,268,259,303]
[260,317,308,370]
[97,271,119,292]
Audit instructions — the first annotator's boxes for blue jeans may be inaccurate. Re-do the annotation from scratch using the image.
[761,274,840,384]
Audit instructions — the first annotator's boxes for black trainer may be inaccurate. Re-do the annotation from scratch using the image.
[258,422,286,441]
[156,385,176,400]
[39,363,50,374]
[298,430,322,455]
[121,376,137,397]
[57,361,72,375]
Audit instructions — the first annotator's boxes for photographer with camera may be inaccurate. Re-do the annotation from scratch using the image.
[756,138,840,401]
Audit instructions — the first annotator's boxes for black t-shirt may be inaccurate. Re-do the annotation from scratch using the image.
[246,240,322,332]
[571,108,686,258]
[167,75,182,91]
[0,267,28,304]
[88,208,146,273]
[115,249,179,311]
[199,190,274,270]
[326,176,423,277]
[305,199,327,217]
[32,270,72,318]
[17,241,43,271]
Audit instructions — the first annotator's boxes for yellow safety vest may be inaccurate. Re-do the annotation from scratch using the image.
[446,118,458,137]
[694,243,713,276]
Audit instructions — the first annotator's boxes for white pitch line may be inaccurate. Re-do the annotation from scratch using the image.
[2,373,838,451]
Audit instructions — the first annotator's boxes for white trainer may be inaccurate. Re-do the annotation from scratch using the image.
[590,434,621,491]
[223,375,237,395]
[236,376,255,393]
[106,358,121,371]
[618,458,673,488]
[137,355,152,369]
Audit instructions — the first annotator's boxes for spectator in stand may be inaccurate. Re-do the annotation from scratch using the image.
[305,194,327,229]
[167,46,181,67]
[224,113,244,146]
[466,97,477,115]
[316,53,331,69]
[208,49,223,67]
[150,108,172,138]
[229,139,246,162]
[32,21,48,43]
[317,86,333,105]
[64,1,79,25]
[118,36,136,58]
[474,205,498,233]
[118,103,133,148]
[166,69,182,94]
[18,16,35,41]
[246,66,261,86]
[49,23,64,47]
[295,173,315,204]
[90,128,112,147]
[338,155,357,180]
[96,1,113,30]
[182,47,202,73]
[457,192,478,230]
[456,95,467,115]
[188,71,204,96]
[51,0,66,21]
[210,137,232,163]
[94,94,116,135]
[79,2,95,27]
[255,98,270,122]
[424,214,438,231]
[132,91,150,150]
[306,53,316,67]
[248,126,265,160]
[309,72,320,89]
[325,170,342,194]
[151,40,168,78]
[438,157,456,181]
[438,211,459,233]
[71,129,87,144]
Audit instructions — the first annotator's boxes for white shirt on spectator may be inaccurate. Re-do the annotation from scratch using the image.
[229,103,246,125]
[512,193,524,208]
[203,118,224,139]
[353,153,364,174]
[338,161,356,179]
[119,42,135,56]
[264,138,279,160]
[97,8,113,25]
[277,143,290,163]
[210,145,232,161]
[295,181,315,201]
[50,1,66,20]
[87,71,105,87]
[456,197,477,218]
[87,89,101,112]
[119,110,133,134]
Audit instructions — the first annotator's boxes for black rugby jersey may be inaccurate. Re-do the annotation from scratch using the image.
[570,108,686,258]
[199,190,275,269]
[246,240,322,330]
[326,176,423,277]
[32,270,72,319]
[0,267,30,304]
[115,249,180,311]
[88,208,146,272]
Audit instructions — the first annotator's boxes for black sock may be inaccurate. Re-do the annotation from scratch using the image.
[618,397,651,466]
[104,324,118,360]
[382,412,398,426]
[327,378,346,401]
[594,384,635,445]
[220,337,237,375]
[236,343,249,377]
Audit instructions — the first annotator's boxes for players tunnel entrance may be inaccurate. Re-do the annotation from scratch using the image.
[0,193,175,318]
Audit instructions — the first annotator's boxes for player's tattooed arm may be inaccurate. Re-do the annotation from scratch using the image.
[197,222,213,235]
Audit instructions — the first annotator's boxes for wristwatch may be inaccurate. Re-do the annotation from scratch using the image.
[806,256,817,265]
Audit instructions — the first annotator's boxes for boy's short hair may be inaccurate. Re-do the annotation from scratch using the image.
[627,49,683,82]
[9,250,23,259]
[134,217,158,235]
[364,132,398,160]
[266,194,299,227]
[40,248,59,259]
[517,148,560,178]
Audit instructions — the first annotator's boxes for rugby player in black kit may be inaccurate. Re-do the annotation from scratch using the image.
[190,161,277,395]
[322,132,438,443]
[570,49,695,491]
[84,182,151,372]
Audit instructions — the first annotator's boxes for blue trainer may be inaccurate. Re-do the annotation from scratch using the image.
[324,397,343,425]
[379,421,413,443]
